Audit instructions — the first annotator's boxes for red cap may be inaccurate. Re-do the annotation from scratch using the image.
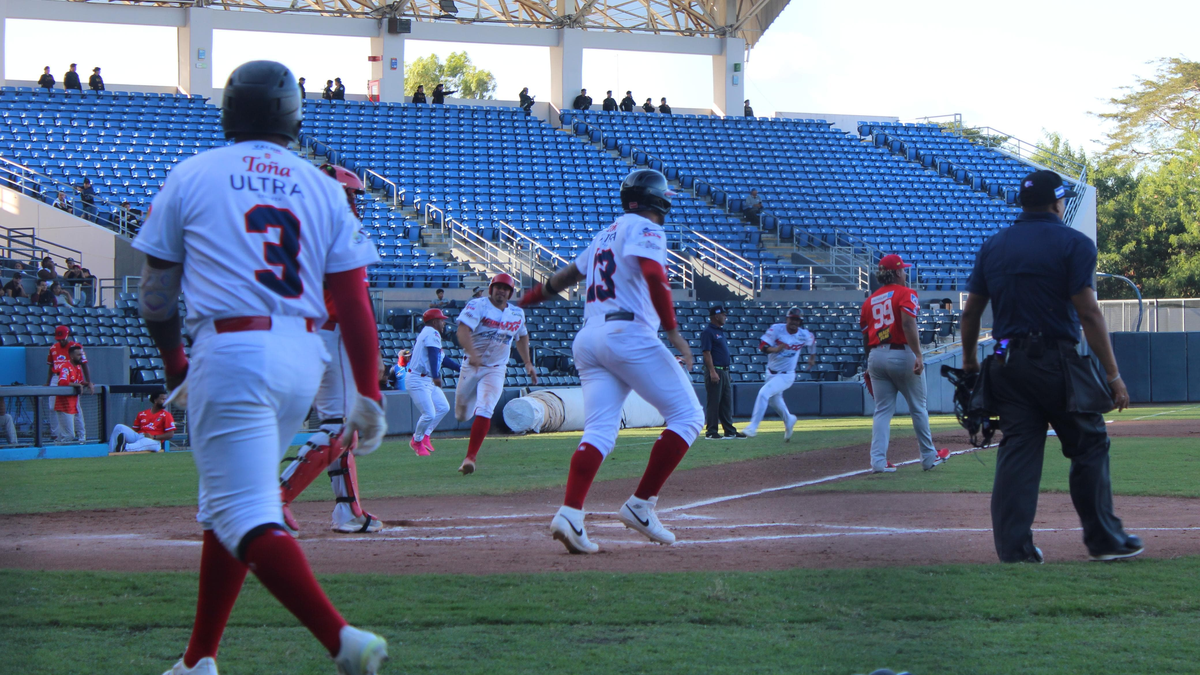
[490,273,516,290]
[422,308,448,322]
[879,254,912,271]
[55,325,70,338]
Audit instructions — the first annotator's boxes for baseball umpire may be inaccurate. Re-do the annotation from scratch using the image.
[961,169,1140,563]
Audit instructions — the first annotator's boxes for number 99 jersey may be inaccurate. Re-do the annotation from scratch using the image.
[860,283,920,347]
[132,141,379,333]
[574,213,668,331]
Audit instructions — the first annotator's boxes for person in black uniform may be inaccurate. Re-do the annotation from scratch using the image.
[572,88,592,111]
[63,63,82,91]
[658,98,672,114]
[411,84,427,104]
[322,80,334,100]
[641,98,655,113]
[38,67,54,90]
[432,83,455,104]
[700,306,743,440]
[297,77,306,99]
[602,90,618,112]
[744,99,754,117]
[961,169,1140,564]
[519,87,535,115]
[619,91,635,112]
[89,67,105,92]
[332,78,346,100]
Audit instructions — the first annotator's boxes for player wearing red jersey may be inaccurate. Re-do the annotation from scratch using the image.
[46,325,91,440]
[109,391,176,452]
[53,345,86,442]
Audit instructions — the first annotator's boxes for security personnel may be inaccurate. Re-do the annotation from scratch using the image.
[700,306,743,440]
[961,170,1140,564]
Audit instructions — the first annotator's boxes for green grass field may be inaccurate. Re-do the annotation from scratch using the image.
[2,404,1196,674]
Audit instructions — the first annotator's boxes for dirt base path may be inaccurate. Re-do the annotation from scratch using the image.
[2,420,1197,575]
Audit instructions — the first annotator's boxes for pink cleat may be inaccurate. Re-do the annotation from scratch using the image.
[422,436,435,454]
[410,437,430,457]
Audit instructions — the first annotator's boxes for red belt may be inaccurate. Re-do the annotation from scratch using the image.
[322,320,337,331]
[214,316,317,334]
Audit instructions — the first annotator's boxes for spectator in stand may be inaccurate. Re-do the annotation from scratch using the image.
[744,99,754,117]
[297,77,306,99]
[38,67,54,90]
[30,279,55,306]
[3,272,27,299]
[742,188,764,227]
[619,91,636,112]
[109,391,176,453]
[322,80,334,100]
[116,201,137,230]
[53,190,71,212]
[0,397,16,445]
[78,178,96,222]
[642,98,655,113]
[62,258,84,284]
[658,97,672,114]
[602,91,618,112]
[432,83,455,104]
[572,88,592,111]
[37,256,57,281]
[430,287,449,309]
[333,77,346,100]
[519,88,535,116]
[63,63,82,91]
[471,287,484,299]
[89,67,105,92]
[53,345,87,442]
[411,85,427,103]
[941,298,954,310]
[50,281,75,308]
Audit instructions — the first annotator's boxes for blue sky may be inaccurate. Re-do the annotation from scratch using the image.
[5,1,1197,153]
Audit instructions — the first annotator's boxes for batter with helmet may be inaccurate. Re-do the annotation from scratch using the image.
[454,272,535,475]
[520,168,703,553]
[407,308,460,456]
[277,163,382,536]
[742,307,817,440]
[134,60,388,675]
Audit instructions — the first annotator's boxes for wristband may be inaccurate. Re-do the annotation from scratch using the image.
[1108,374,1122,385]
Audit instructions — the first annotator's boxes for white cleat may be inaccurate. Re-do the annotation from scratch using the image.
[334,625,389,675]
[784,414,797,442]
[618,495,676,545]
[550,506,600,554]
[742,426,758,438]
[162,657,219,675]
[332,514,384,534]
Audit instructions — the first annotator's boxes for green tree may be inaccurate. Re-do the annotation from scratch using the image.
[1030,131,1088,177]
[404,52,497,100]
[1097,57,1200,166]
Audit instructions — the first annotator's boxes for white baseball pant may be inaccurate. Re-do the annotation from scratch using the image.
[408,374,450,441]
[454,363,505,421]
[572,319,703,457]
[743,371,796,434]
[191,317,326,555]
[867,346,936,471]
[46,376,86,441]
[313,327,353,421]
[0,413,15,445]
[109,424,161,452]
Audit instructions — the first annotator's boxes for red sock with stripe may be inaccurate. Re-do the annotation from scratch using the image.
[242,528,348,655]
[563,443,605,510]
[634,430,690,500]
[183,530,248,668]
[464,415,490,462]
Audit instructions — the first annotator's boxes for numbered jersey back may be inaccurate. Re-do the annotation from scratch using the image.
[860,283,920,347]
[575,213,668,331]
[133,141,378,333]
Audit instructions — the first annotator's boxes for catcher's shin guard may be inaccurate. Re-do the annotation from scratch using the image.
[329,450,368,519]
[279,430,338,507]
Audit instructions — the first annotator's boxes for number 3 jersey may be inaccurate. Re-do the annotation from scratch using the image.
[575,213,668,331]
[860,283,920,347]
[457,297,528,367]
[759,324,816,373]
[132,141,379,334]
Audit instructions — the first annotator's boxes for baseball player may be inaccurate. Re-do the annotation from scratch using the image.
[520,168,704,554]
[742,307,817,440]
[52,345,86,442]
[454,273,536,475]
[277,163,383,536]
[46,325,91,440]
[134,61,388,675]
[407,308,459,456]
[860,254,946,473]
[109,390,176,452]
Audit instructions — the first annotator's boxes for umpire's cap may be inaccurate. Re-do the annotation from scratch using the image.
[222,60,303,142]
[621,169,676,217]
[1018,170,1078,207]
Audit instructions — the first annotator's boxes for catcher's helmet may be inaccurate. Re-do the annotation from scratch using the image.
[222,60,303,142]
[422,308,449,323]
[621,169,676,216]
[490,273,516,291]
[786,306,803,323]
[319,163,365,217]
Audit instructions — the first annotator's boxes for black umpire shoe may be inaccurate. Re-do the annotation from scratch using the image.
[1089,535,1145,562]
[724,431,748,439]
[704,433,724,440]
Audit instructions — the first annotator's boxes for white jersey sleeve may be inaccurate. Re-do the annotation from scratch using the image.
[135,171,186,263]
[408,326,442,376]
[459,297,526,366]
[763,323,809,373]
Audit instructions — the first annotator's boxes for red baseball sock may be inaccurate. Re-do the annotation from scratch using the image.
[563,443,605,510]
[635,430,690,500]
[242,528,347,656]
[183,530,248,668]
[464,415,490,462]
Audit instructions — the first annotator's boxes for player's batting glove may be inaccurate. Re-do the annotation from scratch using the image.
[345,395,388,456]
[165,377,189,410]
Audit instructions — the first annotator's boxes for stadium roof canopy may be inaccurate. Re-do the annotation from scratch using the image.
[86,0,788,47]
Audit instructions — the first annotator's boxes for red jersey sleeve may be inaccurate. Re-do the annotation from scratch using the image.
[133,410,147,433]
[161,411,176,432]
[895,289,920,318]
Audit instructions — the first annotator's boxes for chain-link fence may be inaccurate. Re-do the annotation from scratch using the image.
[0,385,179,450]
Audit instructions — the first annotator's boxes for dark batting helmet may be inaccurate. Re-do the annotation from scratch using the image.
[490,273,516,291]
[621,169,676,216]
[786,306,803,323]
[221,60,303,142]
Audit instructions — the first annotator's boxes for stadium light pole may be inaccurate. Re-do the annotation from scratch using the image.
[1097,272,1142,332]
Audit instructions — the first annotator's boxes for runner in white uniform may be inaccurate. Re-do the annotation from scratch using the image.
[133,61,388,675]
[407,308,459,456]
[454,273,536,475]
[519,169,703,554]
[742,307,817,440]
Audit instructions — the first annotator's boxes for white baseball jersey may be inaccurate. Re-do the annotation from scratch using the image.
[457,297,527,367]
[132,140,378,334]
[574,213,668,332]
[408,325,444,377]
[759,323,816,373]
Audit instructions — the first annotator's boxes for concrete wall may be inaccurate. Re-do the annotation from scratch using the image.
[777,111,900,135]
[0,184,122,282]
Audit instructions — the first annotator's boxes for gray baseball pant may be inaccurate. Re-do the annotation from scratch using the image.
[867,346,937,471]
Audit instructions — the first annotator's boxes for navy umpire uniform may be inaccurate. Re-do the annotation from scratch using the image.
[961,170,1141,563]
[700,306,743,440]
